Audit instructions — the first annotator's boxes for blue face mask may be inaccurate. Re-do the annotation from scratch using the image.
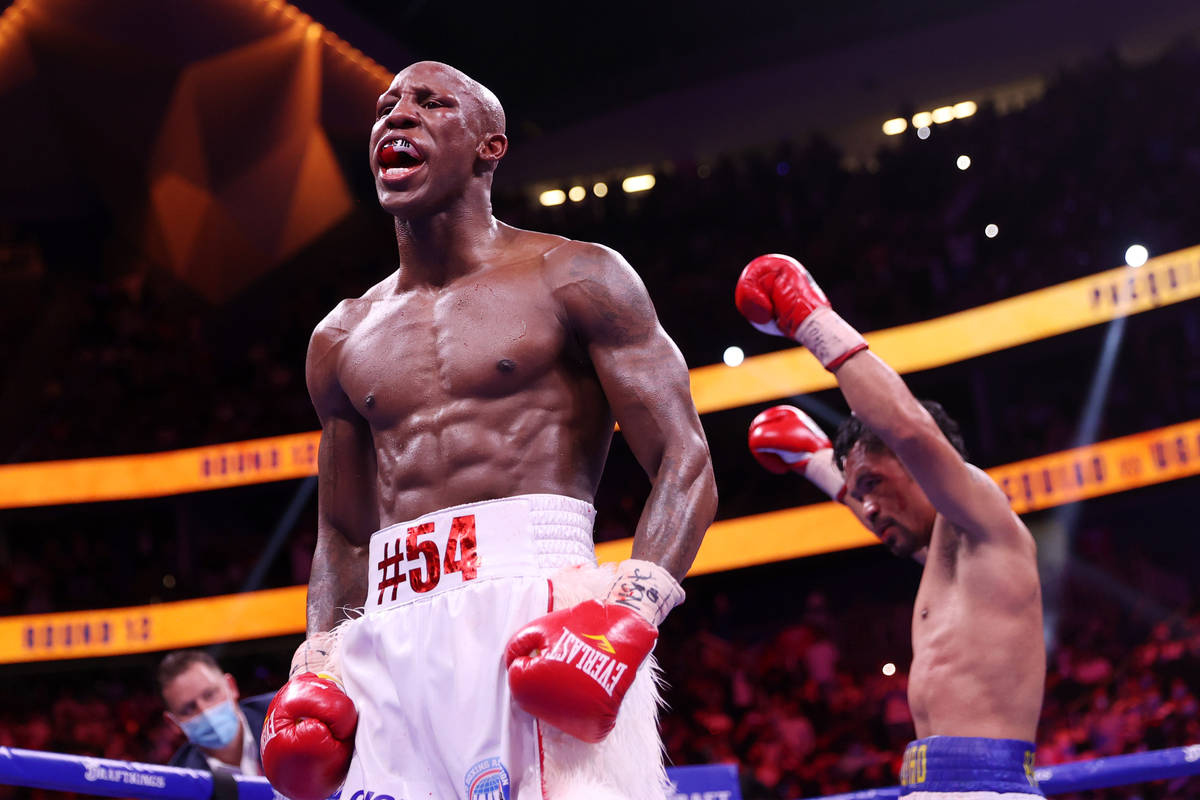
[178,698,240,750]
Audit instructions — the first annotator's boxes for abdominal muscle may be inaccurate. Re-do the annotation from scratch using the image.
[367,386,612,532]
[907,556,1045,741]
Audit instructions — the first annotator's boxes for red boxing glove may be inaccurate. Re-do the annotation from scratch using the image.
[748,405,846,500]
[748,405,830,475]
[505,600,657,743]
[261,673,358,800]
[735,253,868,370]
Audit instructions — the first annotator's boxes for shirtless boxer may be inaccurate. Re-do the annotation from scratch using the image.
[738,254,1045,799]
[258,62,717,800]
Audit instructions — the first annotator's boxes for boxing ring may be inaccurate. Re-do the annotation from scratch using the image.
[1,744,1198,800]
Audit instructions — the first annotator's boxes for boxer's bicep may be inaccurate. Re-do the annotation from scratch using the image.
[836,352,1026,548]
[893,430,1024,548]
[556,243,699,474]
[554,243,716,577]
[305,314,374,632]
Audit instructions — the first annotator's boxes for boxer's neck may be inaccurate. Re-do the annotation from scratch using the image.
[393,192,501,288]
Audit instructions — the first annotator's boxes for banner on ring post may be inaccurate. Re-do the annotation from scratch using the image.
[1,245,1198,510]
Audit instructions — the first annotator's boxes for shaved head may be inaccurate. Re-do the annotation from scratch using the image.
[397,61,505,137]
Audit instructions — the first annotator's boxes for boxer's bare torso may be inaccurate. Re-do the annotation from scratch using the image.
[907,504,1045,741]
[307,229,613,531]
[839,354,1045,744]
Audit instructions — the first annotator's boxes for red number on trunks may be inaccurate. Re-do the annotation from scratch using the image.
[406,522,441,593]
[444,514,479,581]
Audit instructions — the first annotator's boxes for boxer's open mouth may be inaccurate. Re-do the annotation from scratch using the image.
[380,138,424,170]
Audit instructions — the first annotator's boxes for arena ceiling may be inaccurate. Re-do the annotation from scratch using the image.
[290,0,1012,141]
[0,0,1182,302]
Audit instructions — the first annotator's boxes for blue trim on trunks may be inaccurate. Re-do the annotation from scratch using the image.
[899,736,1043,796]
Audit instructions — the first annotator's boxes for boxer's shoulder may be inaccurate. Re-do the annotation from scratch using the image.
[540,237,627,277]
[309,299,366,356]
[306,298,375,408]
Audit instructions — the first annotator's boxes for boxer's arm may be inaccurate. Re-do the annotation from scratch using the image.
[305,312,375,635]
[553,242,717,580]
[835,350,1026,545]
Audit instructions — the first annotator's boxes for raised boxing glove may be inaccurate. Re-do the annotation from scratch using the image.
[748,405,846,501]
[735,253,868,370]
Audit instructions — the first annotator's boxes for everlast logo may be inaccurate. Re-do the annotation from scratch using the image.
[545,628,629,695]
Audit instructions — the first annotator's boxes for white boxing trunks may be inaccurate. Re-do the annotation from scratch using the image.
[333,494,670,800]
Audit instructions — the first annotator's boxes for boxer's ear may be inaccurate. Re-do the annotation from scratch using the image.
[477,133,507,169]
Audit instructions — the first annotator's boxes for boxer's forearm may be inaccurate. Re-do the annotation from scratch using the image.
[629,438,717,580]
[833,350,941,460]
[306,528,367,635]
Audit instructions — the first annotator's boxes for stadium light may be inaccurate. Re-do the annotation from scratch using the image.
[568,186,586,202]
[538,189,566,207]
[931,105,955,124]
[593,181,609,197]
[622,174,656,193]
[985,223,999,238]
[953,100,978,118]
[956,155,971,170]
[723,346,744,367]
[882,117,908,136]
[912,111,933,128]
[1125,244,1149,267]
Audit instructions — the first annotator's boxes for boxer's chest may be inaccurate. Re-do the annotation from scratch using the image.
[337,276,569,419]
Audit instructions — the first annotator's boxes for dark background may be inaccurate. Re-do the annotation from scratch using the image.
[1,1,1199,798]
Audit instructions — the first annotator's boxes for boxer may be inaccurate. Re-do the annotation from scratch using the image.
[260,61,717,800]
[739,254,1045,799]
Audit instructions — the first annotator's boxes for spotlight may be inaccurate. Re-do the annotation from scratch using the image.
[985,223,999,238]
[622,174,656,193]
[953,100,978,118]
[882,118,908,136]
[931,106,955,124]
[912,111,933,128]
[568,186,586,202]
[593,182,609,197]
[956,155,971,170]
[723,346,744,367]
[882,662,897,676]
[1125,244,1149,267]
[917,126,931,140]
[538,189,566,207]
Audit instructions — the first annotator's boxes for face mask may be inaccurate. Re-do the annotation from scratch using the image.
[178,698,240,749]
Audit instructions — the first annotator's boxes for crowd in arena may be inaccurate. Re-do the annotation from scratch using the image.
[1,40,1199,800]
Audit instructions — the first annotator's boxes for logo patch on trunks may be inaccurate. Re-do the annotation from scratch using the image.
[465,757,510,800]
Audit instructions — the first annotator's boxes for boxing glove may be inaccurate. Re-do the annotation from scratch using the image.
[261,673,357,800]
[748,405,846,501]
[735,253,868,370]
[505,559,684,743]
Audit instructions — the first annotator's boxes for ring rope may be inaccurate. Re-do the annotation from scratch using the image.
[1,743,1198,800]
